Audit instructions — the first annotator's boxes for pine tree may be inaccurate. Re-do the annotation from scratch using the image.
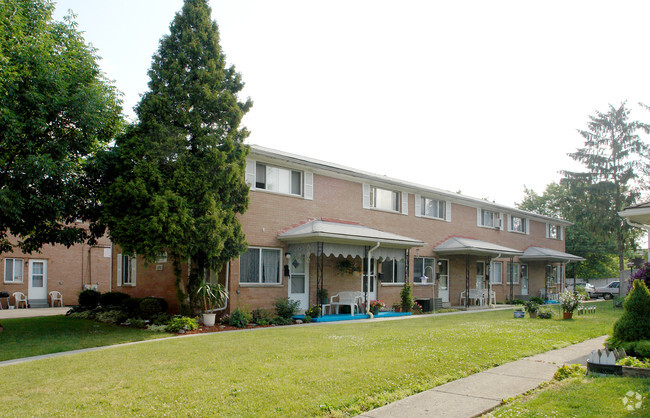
[98,0,251,308]
[563,103,649,272]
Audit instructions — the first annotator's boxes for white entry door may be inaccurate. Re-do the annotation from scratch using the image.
[438,259,449,303]
[362,273,377,302]
[28,259,47,300]
[288,255,309,312]
[520,264,529,296]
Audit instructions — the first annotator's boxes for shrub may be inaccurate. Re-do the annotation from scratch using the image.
[252,308,272,326]
[305,305,321,318]
[66,310,97,320]
[510,299,525,305]
[271,316,292,326]
[228,307,252,328]
[631,262,650,289]
[553,364,585,381]
[614,296,625,308]
[538,309,553,319]
[400,284,413,313]
[524,300,539,313]
[166,316,198,333]
[146,324,168,333]
[303,315,312,323]
[99,292,130,308]
[530,297,545,305]
[121,297,142,318]
[151,312,172,325]
[610,340,650,360]
[95,310,127,325]
[274,297,300,320]
[412,301,423,314]
[78,289,101,309]
[612,280,650,343]
[139,297,168,320]
[126,318,146,328]
[617,356,650,368]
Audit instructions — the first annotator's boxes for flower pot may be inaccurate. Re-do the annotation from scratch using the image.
[529,312,537,319]
[371,307,380,315]
[563,312,573,320]
[513,311,525,318]
[202,313,217,327]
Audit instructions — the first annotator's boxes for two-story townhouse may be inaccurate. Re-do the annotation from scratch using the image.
[110,145,582,314]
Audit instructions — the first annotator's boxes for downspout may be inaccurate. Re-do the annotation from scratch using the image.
[624,219,650,263]
[367,242,380,313]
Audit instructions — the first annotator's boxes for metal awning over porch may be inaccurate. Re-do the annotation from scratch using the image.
[519,247,584,263]
[278,218,424,260]
[433,237,523,257]
[619,201,650,225]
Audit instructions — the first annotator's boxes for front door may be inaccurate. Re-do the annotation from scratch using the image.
[438,259,449,303]
[288,255,309,312]
[28,259,47,300]
[362,273,377,303]
[521,264,528,296]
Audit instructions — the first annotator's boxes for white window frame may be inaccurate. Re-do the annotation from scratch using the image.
[546,223,563,240]
[438,259,449,290]
[117,253,137,287]
[490,261,503,285]
[477,208,503,229]
[508,215,528,234]
[476,261,485,289]
[507,262,521,284]
[4,258,24,283]
[239,247,282,285]
[413,257,435,284]
[245,159,312,199]
[379,258,406,284]
[370,186,400,212]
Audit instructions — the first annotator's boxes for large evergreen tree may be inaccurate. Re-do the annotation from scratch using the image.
[563,103,649,272]
[97,0,251,307]
[0,0,123,253]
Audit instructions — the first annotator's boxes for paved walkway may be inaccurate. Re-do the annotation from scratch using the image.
[0,306,70,319]
[358,335,607,418]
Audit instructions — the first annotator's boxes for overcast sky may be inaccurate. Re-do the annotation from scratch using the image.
[53,0,650,208]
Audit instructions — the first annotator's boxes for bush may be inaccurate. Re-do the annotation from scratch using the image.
[95,310,127,325]
[553,364,585,381]
[146,324,168,333]
[609,340,650,360]
[617,356,650,368]
[78,289,101,309]
[251,309,272,326]
[530,297,545,305]
[524,300,539,313]
[631,262,650,289]
[305,305,321,318]
[614,296,625,308]
[271,316,292,326]
[510,299,525,305]
[303,315,312,323]
[166,316,198,333]
[66,309,97,320]
[99,291,130,308]
[126,318,146,328]
[538,309,553,319]
[151,312,172,325]
[274,297,300,320]
[139,297,168,320]
[121,297,142,318]
[228,307,252,328]
[612,280,650,343]
[400,284,413,313]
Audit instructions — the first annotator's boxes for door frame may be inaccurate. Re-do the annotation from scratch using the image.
[287,255,309,312]
[28,259,48,300]
[437,258,450,303]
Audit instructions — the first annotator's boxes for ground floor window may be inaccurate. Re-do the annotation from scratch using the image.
[3,258,24,283]
[413,257,435,283]
[118,253,137,286]
[490,261,503,284]
[379,258,405,283]
[239,247,281,284]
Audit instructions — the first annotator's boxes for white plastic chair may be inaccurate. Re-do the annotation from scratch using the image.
[330,291,363,314]
[49,291,63,307]
[13,292,28,309]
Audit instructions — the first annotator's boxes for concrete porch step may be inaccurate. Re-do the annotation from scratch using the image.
[28,299,49,308]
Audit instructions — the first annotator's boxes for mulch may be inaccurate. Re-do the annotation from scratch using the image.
[179,323,282,335]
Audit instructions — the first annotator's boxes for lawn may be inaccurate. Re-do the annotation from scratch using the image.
[0,316,171,361]
[0,305,620,416]
[487,374,650,417]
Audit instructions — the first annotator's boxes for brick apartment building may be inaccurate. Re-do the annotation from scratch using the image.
[0,225,112,308]
[109,145,582,314]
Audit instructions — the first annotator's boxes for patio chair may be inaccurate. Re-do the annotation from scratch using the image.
[13,291,28,309]
[483,289,496,305]
[330,291,363,314]
[459,289,484,306]
[49,291,63,307]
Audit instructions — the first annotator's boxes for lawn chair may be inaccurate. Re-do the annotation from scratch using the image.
[330,291,363,314]
[13,292,28,309]
[49,291,64,307]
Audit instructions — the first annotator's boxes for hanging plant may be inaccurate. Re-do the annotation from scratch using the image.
[336,259,361,275]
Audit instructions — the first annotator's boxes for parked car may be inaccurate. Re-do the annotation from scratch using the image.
[594,281,620,299]
[568,283,596,298]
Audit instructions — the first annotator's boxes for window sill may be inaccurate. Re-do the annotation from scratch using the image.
[508,230,527,235]
[413,282,434,286]
[239,283,284,288]
[418,215,449,223]
[477,224,502,230]
[380,282,406,287]
[365,207,406,216]
[2,281,23,285]
[251,188,305,200]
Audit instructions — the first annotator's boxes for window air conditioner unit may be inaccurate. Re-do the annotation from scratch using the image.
[494,218,502,228]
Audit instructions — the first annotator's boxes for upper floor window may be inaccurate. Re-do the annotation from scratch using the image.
[379,258,405,283]
[422,197,445,219]
[239,247,281,284]
[547,224,562,240]
[478,209,502,229]
[370,186,400,212]
[256,163,302,196]
[509,216,527,234]
[4,258,24,283]
[413,257,435,283]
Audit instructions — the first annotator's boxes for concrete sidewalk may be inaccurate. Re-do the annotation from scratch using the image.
[358,335,607,418]
[0,306,70,319]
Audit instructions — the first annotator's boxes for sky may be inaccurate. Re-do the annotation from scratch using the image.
[53,0,650,208]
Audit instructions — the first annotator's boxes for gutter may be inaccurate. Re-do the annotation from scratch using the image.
[624,219,650,263]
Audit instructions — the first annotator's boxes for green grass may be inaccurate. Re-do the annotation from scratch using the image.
[489,375,650,417]
[0,316,171,361]
[0,306,621,416]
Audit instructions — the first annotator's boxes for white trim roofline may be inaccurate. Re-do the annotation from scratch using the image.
[249,144,572,226]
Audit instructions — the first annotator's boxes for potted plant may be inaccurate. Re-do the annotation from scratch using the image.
[524,300,539,318]
[316,288,329,305]
[559,289,583,319]
[195,280,228,327]
[369,300,385,315]
[513,306,525,318]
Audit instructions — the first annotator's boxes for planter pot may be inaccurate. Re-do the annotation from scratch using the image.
[563,311,573,320]
[529,312,538,319]
[513,311,525,318]
[202,313,217,327]
[371,308,380,315]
